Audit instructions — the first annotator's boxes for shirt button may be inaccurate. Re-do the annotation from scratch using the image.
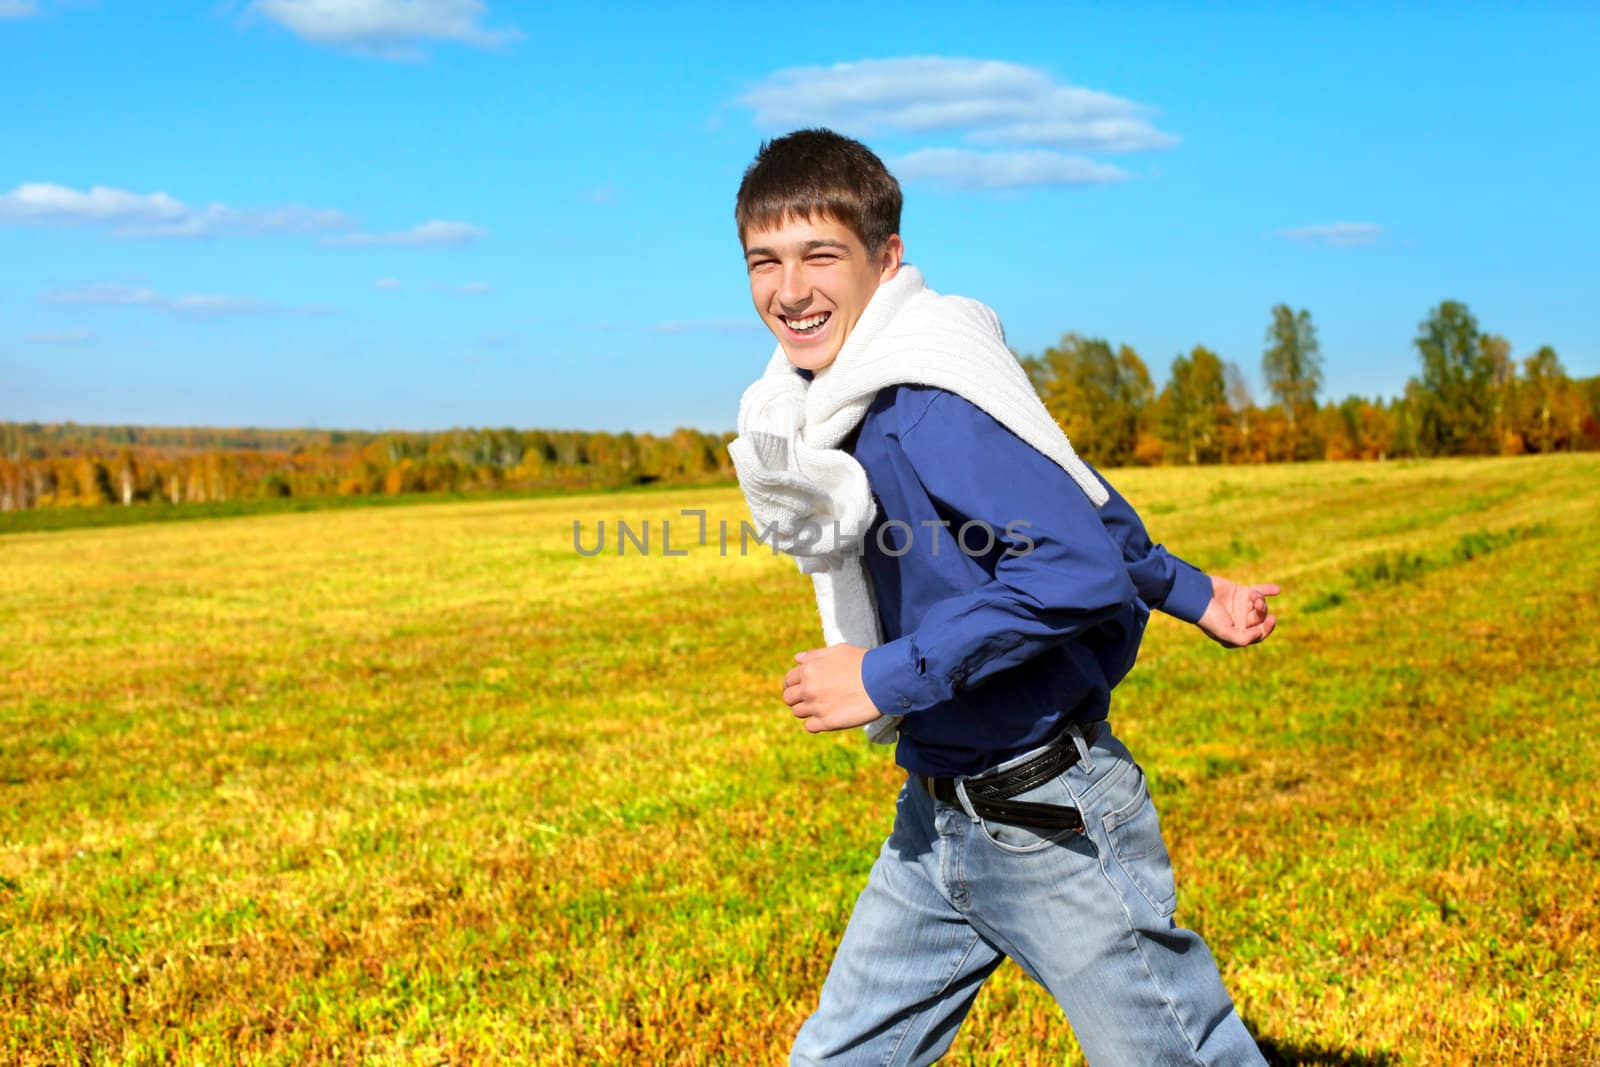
[900,698,911,708]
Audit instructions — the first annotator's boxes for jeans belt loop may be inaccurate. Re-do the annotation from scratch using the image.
[1067,720,1095,774]
[952,777,979,823]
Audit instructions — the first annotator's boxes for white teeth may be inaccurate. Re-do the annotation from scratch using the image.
[785,312,829,333]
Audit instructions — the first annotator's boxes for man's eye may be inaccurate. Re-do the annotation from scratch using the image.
[807,254,838,264]
[748,260,777,272]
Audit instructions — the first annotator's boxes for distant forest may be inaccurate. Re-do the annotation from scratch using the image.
[3,299,1595,512]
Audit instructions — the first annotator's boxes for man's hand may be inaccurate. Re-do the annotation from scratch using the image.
[1197,575,1280,647]
[782,644,883,733]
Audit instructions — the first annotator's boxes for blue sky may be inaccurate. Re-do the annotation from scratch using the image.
[2,1,1595,435]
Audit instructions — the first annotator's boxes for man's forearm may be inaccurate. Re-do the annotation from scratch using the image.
[1087,463,1211,620]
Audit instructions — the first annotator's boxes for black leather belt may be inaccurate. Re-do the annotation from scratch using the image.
[921,728,1086,833]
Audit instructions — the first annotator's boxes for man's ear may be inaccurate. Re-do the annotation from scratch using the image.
[878,234,904,281]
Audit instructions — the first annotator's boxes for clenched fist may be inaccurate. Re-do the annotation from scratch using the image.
[781,644,884,733]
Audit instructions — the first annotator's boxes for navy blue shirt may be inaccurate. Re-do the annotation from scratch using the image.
[842,383,1213,777]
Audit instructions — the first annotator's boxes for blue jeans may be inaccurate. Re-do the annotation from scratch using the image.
[791,720,1267,1066]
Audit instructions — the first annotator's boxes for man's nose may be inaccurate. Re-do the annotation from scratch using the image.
[777,264,810,312]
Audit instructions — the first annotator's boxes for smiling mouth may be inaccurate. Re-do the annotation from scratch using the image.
[780,311,831,337]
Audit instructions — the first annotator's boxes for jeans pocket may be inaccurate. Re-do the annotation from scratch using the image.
[973,772,1084,855]
[1100,766,1178,918]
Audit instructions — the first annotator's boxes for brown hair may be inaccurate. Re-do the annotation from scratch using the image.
[735,128,903,253]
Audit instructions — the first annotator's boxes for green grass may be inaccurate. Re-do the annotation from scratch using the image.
[1,455,1597,1064]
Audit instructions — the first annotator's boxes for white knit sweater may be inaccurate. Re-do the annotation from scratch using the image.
[727,265,1106,744]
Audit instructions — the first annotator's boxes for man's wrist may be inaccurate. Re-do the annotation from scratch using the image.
[860,638,947,715]
[1164,561,1213,624]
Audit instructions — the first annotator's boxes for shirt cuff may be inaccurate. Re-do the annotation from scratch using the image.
[860,637,950,715]
[1163,560,1213,624]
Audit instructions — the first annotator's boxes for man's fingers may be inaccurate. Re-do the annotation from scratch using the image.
[1243,583,1278,625]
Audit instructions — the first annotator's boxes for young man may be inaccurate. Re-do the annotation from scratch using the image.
[728,128,1279,1066]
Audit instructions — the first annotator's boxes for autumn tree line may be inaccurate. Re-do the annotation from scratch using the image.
[1024,300,1596,468]
[2,299,1595,512]
[0,422,734,512]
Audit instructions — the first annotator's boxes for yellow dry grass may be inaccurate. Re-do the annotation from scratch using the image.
[1,455,1597,1064]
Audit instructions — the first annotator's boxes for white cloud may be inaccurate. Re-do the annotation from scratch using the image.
[0,183,478,252]
[893,148,1129,191]
[378,277,488,292]
[0,182,352,239]
[250,0,521,60]
[737,57,1177,155]
[966,117,1178,153]
[45,282,328,317]
[1273,221,1384,248]
[327,219,485,247]
[123,203,352,238]
[46,282,165,307]
[168,293,279,315]
[0,183,187,228]
[650,319,764,335]
[0,1,38,18]
[25,327,94,344]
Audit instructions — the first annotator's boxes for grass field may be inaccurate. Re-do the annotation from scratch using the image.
[2,455,1597,1065]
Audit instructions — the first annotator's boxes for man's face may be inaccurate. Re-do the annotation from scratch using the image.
[743,215,903,373]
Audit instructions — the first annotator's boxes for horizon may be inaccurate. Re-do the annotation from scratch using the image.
[4,2,1596,436]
